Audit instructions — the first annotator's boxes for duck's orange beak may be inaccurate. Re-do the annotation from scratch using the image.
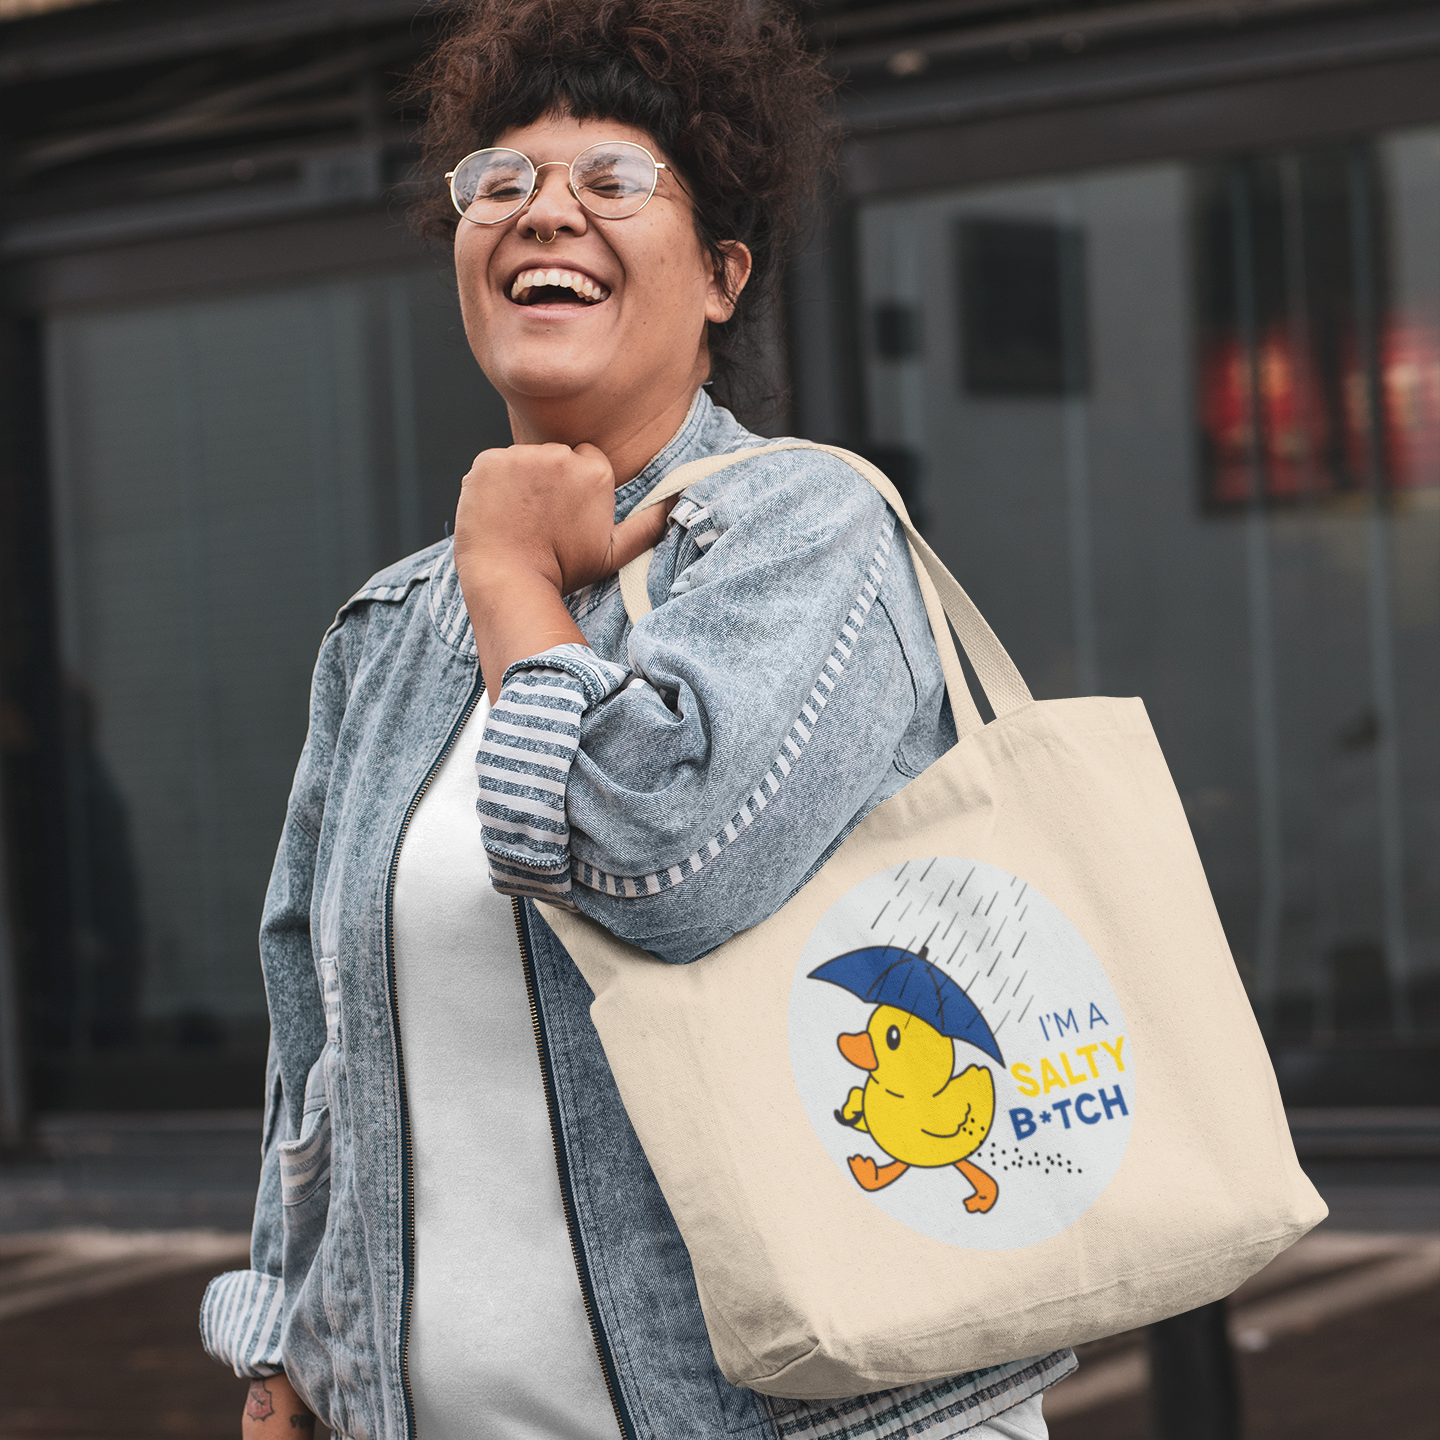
[838,1031,878,1071]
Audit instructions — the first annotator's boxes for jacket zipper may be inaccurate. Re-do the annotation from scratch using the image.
[512,895,634,1439]
[384,675,485,1440]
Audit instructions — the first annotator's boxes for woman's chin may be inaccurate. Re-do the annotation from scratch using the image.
[493,355,623,407]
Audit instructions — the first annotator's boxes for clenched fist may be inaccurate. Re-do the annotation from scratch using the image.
[455,442,667,597]
[454,441,674,702]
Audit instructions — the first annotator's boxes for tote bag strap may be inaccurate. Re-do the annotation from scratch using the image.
[617,442,1032,737]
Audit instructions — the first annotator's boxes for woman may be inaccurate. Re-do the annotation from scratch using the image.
[203,3,1076,1437]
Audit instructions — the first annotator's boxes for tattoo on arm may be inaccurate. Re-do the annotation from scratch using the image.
[289,1414,316,1432]
[245,1380,275,1421]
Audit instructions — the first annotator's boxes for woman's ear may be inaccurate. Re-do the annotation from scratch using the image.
[705,241,753,323]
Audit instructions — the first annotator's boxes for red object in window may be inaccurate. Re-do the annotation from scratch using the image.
[1383,321,1440,490]
[1342,318,1440,490]
[1201,326,1330,504]
[1200,335,1253,506]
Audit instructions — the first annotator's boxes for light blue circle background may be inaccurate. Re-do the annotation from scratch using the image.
[787,856,1136,1251]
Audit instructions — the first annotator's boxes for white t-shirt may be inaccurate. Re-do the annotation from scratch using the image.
[393,692,616,1440]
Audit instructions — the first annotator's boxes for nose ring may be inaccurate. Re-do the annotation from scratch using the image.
[533,228,557,244]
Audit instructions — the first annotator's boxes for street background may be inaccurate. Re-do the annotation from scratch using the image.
[3,0,1439,1435]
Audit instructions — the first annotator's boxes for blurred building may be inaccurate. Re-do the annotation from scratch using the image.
[0,0,1436,1136]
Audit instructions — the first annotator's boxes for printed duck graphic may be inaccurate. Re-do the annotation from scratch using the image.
[810,944,1002,1213]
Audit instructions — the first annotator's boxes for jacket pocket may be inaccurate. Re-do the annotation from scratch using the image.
[278,1103,332,1208]
[279,957,340,1211]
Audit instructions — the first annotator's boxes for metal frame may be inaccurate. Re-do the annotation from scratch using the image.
[0,0,429,85]
[841,9,1440,199]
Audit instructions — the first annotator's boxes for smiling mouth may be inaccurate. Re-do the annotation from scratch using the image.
[509,268,610,305]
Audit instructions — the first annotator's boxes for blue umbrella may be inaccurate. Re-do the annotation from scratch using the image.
[809,945,1004,1065]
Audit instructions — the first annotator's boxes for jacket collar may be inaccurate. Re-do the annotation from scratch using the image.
[613,389,750,522]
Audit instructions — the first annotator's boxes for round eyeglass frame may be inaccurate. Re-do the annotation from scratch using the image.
[445,140,680,225]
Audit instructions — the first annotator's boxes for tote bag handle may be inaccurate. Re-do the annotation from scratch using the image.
[616,442,1031,738]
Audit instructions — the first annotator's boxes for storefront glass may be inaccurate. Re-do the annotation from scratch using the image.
[36,267,506,1105]
[857,128,1440,1078]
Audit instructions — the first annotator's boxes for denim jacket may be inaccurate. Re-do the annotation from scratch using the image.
[200,392,1076,1439]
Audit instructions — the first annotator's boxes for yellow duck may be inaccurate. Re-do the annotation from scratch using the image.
[835,1003,999,1212]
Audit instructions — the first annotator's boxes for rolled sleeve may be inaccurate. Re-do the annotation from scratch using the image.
[477,642,630,904]
[200,1268,287,1377]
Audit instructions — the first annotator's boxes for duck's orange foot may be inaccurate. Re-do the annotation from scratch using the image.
[956,1158,999,1213]
[848,1155,909,1192]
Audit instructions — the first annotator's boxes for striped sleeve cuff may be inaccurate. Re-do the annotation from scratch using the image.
[478,643,630,905]
[199,1268,286,1377]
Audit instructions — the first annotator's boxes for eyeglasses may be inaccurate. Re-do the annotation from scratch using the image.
[445,141,681,225]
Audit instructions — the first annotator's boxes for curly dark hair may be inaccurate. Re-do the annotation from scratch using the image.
[410,0,836,412]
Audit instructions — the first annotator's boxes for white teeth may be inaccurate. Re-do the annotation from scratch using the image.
[509,268,609,303]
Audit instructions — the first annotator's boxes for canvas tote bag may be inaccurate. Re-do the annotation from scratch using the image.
[537,442,1325,1400]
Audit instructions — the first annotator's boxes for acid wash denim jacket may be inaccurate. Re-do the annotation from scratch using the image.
[200,391,1076,1440]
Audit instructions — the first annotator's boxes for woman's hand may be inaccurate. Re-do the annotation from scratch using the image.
[242,1374,316,1436]
[454,442,673,702]
[455,442,669,595]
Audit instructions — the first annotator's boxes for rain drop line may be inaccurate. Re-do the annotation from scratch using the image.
[985,893,998,916]
[936,880,955,909]
[1012,932,1026,958]
[1016,995,1033,1025]
[919,857,937,882]
[941,911,959,940]
[870,900,890,930]
[957,866,975,898]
